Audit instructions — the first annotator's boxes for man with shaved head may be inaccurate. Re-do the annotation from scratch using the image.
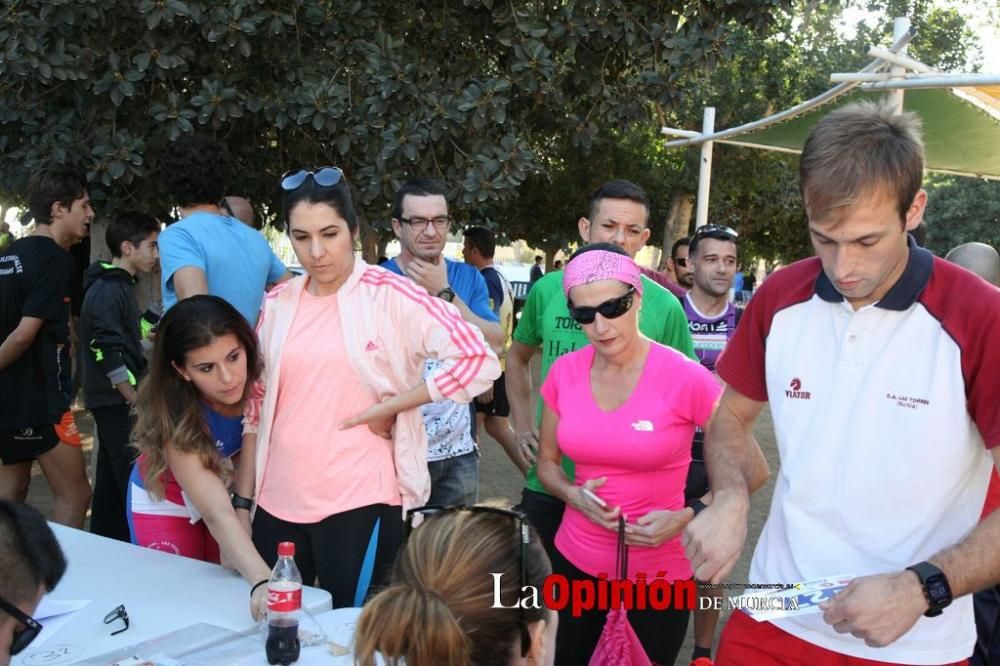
[946,242,1000,287]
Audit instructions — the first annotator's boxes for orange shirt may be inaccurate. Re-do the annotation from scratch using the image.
[258,288,400,522]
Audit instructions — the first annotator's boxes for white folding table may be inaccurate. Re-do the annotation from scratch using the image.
[12,524,332,665]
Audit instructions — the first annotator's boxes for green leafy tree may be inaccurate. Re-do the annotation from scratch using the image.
[924,175,1000,255]
[0,0,790,261]
[651,0,986,264]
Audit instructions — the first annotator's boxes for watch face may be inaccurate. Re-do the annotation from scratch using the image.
[927,576,949,603]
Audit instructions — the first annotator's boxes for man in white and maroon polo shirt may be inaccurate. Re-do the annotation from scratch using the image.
[682,102,1000,665]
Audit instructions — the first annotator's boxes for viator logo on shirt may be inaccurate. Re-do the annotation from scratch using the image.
[785,377,812,400]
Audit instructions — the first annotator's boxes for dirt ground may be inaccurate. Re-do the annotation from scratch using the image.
[26,383,781,666]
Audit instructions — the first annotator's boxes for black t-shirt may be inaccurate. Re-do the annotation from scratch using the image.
[0,236,73,429]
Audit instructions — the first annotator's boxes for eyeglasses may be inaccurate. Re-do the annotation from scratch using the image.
[103,604,129,636]
[568,287,636,325]
[280,167,344,191]
[398,216,451,232]
[0,595,41,656]
[405,504,531,657]
[673,257,689,268]
[691,224,738,244]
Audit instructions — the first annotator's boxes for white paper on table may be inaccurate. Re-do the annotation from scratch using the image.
[31,599,91,648]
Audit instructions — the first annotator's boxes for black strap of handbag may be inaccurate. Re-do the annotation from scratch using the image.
[615,515,629,580]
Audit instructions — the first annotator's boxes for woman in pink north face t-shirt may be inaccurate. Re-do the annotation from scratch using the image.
[536,244,721,666]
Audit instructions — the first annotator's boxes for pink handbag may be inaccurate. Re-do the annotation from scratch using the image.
[588,517,653,666]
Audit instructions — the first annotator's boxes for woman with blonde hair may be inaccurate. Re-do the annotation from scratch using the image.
[354,504,556,666]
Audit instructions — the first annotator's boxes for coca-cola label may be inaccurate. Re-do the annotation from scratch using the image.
[268,587,302,612]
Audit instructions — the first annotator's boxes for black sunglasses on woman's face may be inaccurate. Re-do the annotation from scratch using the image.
[0,595,42,656]
[567,287,636,325]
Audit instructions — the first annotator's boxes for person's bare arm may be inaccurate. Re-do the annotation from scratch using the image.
[402,257,504,353]
[682,385,767,583]
[506,340,539,463]
[820,447,1000,648]
[166,443,272,618]
[535,404,619,531]
[266,271,294,290]
[172,266,209,301]
[114,381,138,405]
[0,316,44,371]
[450,296,504,353]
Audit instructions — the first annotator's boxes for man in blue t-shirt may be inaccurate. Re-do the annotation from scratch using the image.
[158,136,291,325]
[383,179,503,507]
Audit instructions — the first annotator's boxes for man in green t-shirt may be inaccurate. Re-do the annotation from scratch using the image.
[507,179,696,553]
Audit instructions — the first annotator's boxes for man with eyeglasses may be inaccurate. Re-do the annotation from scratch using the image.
[383,178,504,507]
[0,500,66,663]
[158,136,292,325]
[507,179,695,556]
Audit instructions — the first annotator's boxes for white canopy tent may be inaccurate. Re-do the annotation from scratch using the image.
[661,18,1000,229]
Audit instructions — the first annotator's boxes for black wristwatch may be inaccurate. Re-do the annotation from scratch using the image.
[231,493,254,512]
[906,561,953,617]
[686,498,707,517]
[436,287,456,302]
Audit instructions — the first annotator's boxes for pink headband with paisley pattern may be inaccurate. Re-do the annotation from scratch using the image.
[562,250,643,297]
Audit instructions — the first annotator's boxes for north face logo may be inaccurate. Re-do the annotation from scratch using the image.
[785,377,811,400]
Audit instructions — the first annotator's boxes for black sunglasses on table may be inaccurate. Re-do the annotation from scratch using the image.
[280,167,344,191]
[567,286,636,325]
[104,603,129,636]
[0,595,42,656]
[405,504,532,657]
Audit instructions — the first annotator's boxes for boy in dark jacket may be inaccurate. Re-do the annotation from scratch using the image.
[79,211,160,541]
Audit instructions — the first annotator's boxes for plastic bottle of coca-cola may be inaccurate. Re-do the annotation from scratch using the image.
[265,541,302,665]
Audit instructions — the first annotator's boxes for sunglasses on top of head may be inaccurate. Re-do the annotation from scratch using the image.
[405,504,532,657]
[280,167,344,191]
[691,224,738,244]
[567,287,636,325]
[0,595,42,656]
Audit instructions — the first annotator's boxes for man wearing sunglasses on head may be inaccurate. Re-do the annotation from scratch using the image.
[158,136,292,326]
[681,223,743,666]
[383,178,504,507]
[507,179,696,557]
[0,500,66,663]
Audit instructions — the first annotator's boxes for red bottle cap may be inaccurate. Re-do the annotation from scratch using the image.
[277,541,295,558]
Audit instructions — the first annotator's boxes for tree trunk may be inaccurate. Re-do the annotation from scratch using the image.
[376,235,390,260]
[544,247,559,271]
[357,210,378,264]
[662,191,694,258]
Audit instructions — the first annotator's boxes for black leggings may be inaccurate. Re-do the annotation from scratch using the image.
[90,405,136,542]
[548,545,690,666]
[252,503,403,608]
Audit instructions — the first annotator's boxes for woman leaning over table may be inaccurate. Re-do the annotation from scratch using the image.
[536,243,729,665]
[235,167,499,608]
